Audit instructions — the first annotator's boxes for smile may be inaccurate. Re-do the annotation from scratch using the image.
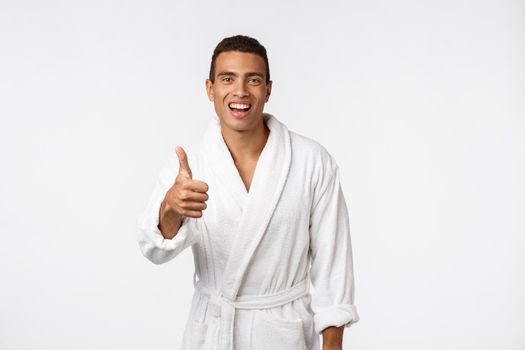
[228,102,252,119]
[228,102,252,112]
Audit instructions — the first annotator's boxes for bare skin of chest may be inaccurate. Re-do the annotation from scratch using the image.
[235,159,257,193]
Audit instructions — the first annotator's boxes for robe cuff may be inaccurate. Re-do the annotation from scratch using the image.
[138,216,193,264]
[313,304,360,334]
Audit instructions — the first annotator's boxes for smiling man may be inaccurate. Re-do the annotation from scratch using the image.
[137,35,359,350]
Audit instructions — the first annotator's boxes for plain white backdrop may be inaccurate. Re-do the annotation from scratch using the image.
[1,0,524,349]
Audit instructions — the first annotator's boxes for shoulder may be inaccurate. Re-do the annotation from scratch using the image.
[288,130,341,200]
[289,130,339,176]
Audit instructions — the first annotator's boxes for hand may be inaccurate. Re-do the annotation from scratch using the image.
[164,146,209,219]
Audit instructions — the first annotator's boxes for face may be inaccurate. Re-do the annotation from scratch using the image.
[206,51,272,132]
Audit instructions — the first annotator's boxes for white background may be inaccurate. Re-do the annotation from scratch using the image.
[1,0,524,349]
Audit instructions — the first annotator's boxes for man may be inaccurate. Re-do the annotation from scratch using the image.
[137,35,359,350]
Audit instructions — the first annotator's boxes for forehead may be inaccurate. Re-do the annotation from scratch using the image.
[214,51,266,75]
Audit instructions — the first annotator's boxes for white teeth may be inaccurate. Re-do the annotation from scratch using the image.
[229,103,250,109]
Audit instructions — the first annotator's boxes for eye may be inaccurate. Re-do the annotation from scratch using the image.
[221,77,233,83]
[249,78,262,85]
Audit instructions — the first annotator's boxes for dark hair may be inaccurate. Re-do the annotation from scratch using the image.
[209,35,270,85]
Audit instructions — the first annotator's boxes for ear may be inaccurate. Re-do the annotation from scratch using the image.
[205,79,214,101]
[265,80,273,102]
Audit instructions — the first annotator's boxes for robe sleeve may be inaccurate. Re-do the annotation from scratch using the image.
[308,162,360,334]
[136,152,200,265]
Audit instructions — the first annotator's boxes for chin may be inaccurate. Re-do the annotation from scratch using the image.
[219,115,256,132]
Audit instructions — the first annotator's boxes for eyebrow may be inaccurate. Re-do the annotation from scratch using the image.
[217,71,265,79]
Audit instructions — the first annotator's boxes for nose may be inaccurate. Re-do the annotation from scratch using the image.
[233,80,249,98]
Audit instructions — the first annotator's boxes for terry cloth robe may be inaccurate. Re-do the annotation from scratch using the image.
[137,113,359,350]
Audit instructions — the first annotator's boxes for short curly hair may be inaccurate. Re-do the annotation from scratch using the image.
[209,35,270,85]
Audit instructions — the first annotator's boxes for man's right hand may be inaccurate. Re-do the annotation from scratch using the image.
[169,145,209,218]
[158,146,209,238]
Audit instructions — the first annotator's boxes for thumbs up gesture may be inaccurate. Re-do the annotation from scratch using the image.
[165,146,209,219]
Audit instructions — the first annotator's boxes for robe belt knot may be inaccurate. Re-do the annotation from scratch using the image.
[194,277,310,350]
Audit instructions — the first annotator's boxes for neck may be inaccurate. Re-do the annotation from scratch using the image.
[220,117,270,163]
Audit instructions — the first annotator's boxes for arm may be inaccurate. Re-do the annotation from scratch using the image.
[136,152,200,264]
[309,161,360,343]
[322,325,344,350]
[157,145,207,239]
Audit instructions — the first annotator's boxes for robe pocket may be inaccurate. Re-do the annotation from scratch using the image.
[251,311,306,350]
[190,319,208,350]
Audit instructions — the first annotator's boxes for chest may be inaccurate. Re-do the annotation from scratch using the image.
[234,159,257,193]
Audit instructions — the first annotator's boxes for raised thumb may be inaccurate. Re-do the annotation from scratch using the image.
[175,145,192,179]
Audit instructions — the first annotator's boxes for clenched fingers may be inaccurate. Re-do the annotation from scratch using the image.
[180,201,207,211]
[177,189,208,202]
[182,179,209,193]
[179,209,204,218]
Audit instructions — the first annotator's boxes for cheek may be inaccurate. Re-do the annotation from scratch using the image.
[213,100,223,109]
[249,88,265,101]
[214,88,230,101]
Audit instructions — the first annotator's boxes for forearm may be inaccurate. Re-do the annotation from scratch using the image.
[158,198,183,239]
[322,325,344,350]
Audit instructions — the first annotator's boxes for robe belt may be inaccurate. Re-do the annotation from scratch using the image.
[194,276,310,350]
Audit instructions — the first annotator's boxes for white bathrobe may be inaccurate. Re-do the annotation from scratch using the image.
[137,113,359,350]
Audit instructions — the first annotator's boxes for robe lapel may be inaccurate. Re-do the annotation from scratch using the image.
[201,118,248,213]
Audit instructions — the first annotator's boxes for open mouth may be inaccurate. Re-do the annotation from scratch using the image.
[228,102,252,119]
[228,102,252,112]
